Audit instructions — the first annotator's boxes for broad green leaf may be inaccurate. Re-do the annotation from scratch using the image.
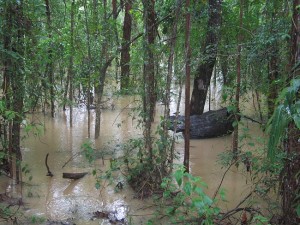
[296,204,300,217]
[293,114,300,129]
[203,195,213,205]
[174,170,183,187]
[268,105,288,161]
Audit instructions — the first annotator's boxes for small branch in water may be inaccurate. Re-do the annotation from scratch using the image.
[212,159,237,200]
[61,152,80,168]
[45,153,53,177]
[242,114,264,125]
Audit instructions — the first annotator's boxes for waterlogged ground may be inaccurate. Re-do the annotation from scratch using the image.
[0,87,267,224]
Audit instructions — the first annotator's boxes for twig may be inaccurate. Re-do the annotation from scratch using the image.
[219,191,258,222]
[242,114,263,125]
[212,160,237,200]
[112,100,138,126]
[61,152,80,168]
[45,153,53,177]
[219,206,262,222]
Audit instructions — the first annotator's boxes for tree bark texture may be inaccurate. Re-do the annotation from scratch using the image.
[120,0,132,89]
[190,0,221,115]
[45,0,55,118]
[95,0,115,139]
[3,1,26,183]
[232,0,243,157]
[184,0,191,173]
[68,0,75,127]
[281,0,300,223]
[163,0,181,169]
[142,0,157,160]
[83,0,92,138]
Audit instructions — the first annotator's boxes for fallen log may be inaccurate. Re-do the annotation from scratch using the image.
[169,108,234,139]
[62,172,88,179]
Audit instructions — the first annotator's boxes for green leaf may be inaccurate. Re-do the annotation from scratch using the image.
[232,120,238,128]
[268,105,288,161]
[194,187,204,196]
[293,114,300,129]
[296,204,300,217]
[95,182,100,189]
[0,152,6,159]
[174,170,183,187]
[183,182,192,196]
[203,195,213,205]
[193,200,204,210]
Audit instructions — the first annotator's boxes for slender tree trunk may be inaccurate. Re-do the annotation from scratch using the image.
[120,0,132,90]
[281,0,300,223]
[112,0,120,82]
[266,0,280,119]
[83,0,92,138]
[95,0,115,139]
[95,0,108,139]
[142,0,156,161]
[68,0,75,128]
[45,0,55,118]
[190,0,221,115]
[162,0,181,171]
[184,0,191,173]
[3,1,13,177]
[7,1,25,183]
[267,45,279,118]
[232,0,243,157]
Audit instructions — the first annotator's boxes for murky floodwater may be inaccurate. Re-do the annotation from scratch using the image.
[0,85,267,224]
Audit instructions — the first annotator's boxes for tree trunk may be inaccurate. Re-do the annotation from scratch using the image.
[95,0,115,139]
[267,1,280,119]
[6,1,26,184]
[190,0,221,115]
[163,0,181,170]
[142,0,157,161]
[232,0,243,157]
[281,0,300,223]
[120,0,132,90]
[83,0,92,138]
[267,45,279,118]
[2,1,13,176]
[45,0,55,118]
[184,0,191,173]
[68,0,75,128]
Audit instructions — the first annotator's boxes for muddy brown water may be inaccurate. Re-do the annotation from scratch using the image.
[0,91,267,224]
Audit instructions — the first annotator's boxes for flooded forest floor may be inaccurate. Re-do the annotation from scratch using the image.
[0,88,272,225]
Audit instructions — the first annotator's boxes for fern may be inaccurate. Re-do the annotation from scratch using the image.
[267,78,300,162]
[268,105,288,161]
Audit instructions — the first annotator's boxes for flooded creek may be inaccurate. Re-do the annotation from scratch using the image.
[0,93,267,224]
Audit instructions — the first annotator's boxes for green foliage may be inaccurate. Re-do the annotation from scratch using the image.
[154,167,223,225]
[30,215,46,224]
[251,215,271,225]
[81,140,95,163]
[268,78,300,161]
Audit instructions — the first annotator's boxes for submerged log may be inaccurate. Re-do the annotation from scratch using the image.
[62,172,88,179]
[169,108,234,139]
